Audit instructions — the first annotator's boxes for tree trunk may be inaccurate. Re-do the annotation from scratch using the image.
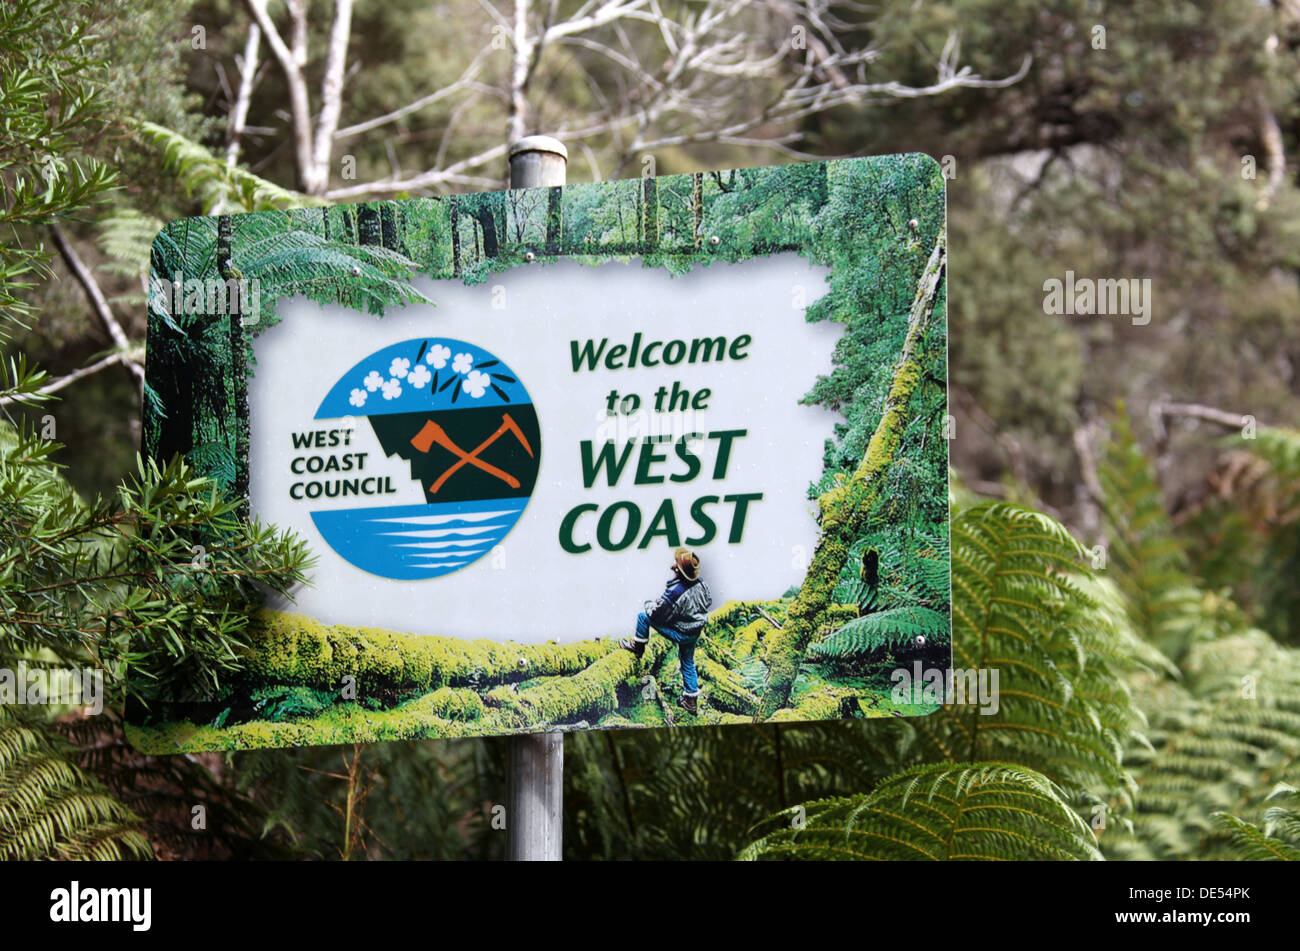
[545,186,562,255]
[756,232,946,719]
[450,200,461,276]
[357,203,383,246]
[633,185,642,245]
[217,215,250,509]
[476,204,499,258]
[691,173,703,250]
[642,175,658,253]
[380,202,399,250]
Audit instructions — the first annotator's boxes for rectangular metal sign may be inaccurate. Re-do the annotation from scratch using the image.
[129,154,951,752]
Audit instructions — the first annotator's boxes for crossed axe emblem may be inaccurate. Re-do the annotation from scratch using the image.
[410,412,534,495]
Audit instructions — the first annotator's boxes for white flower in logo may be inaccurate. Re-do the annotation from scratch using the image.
[408,364,431,388]
[381,378,402,400]
[452,352,474,375]
[426,344,451,368]
[462,370,491,399]
[389,357,410,379]
[364,370,385,391]
[349,388,367,408]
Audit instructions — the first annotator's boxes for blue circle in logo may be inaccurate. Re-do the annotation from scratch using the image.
[309,338,540,580]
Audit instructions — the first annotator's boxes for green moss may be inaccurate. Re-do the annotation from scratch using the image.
[249,684,336,721]
[128,693,495,751]
[696,656,759,715]
[729,618,771,659]
[404,687,485,722]
[767,686,861,723]
[243,610,608,694]
[596,714,644,729]
[486,638,668,728]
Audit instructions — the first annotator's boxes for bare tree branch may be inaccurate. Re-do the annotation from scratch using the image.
[0,353,129,407]
[48,223,144,386]
[226,21,263,168]
[241,0,316,191]
[247,0,1031,200]
[312,0,354,187]
[1152,401,1256,431]
[334,48,497,140]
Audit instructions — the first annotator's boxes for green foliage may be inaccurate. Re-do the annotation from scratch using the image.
[1098,407,1213,662]
[0,0,118,338]
[810,606,951,660]
[1183,426,1300,645]
[740,764,1101,861]
[1,432,313,707]
[1215,786,1300,861]
[923,503,1149,803]
[6,0,1295,862]
[137,121,309,214]
[1094,417,1300,860]
[0,705,151,860]
[1107,627,1300,860]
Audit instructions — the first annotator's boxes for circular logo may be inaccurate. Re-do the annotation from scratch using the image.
[310,338,540,580]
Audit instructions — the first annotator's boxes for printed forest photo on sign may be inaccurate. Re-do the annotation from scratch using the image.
[128,154,951,752]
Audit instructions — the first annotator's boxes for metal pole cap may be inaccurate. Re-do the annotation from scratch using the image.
[509,135,569,161]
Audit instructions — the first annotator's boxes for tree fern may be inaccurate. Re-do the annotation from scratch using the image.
[1098,406,1214,661]
[1214,786,1300,861]
[1108,628,1300,859]
[907,502,1150,806]
[740,763,1101,861]
[1239,426,1300,644]
[1096,418,1300,858]
[810,606,950,661]
[0,706,151,860]
[565,719,909,860]
[95,205,164,308]
[136,120,309,214]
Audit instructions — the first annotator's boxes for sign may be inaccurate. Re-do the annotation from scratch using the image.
[130,155,951,752]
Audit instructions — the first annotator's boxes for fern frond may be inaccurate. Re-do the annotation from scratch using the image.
[1109,630,1300,859]
[95,205,164,309]
[811,606,950,659]
[740,763,1102,861]
[136,120,312,213]
[1099,406,1213,660]
[1213,786,1300,861]
[0,707,151,860]
[907,502,1146,805]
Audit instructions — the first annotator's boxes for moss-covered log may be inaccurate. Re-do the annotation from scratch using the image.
[132,702,480,752]
[486,638,669,728]
[241,610,608,694]
[730,618,771,659]
[768,686,863,723]
[757,232,946,719]
[697,656,759,714]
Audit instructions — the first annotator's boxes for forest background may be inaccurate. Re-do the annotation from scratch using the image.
[1,0,1298,861]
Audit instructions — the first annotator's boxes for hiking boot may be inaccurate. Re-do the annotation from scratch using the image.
[619,638,646,659]
[679,693,699,716]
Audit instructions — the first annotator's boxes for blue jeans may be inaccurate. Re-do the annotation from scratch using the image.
[635,611,699,695]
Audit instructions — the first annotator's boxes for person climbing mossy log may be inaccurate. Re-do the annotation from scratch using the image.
[756,233,946,720]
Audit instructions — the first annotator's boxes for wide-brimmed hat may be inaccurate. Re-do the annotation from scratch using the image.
[672,547,700,581]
